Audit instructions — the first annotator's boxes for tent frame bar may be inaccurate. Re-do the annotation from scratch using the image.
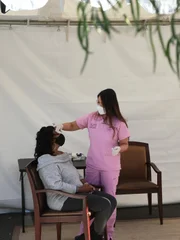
[0,18,180,26]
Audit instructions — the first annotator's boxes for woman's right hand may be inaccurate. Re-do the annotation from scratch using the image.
[77,184,95,193]
[54,121,80,132]
[54,124,63,133]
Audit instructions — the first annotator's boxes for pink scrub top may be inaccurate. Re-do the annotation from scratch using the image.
[76,112,130,171]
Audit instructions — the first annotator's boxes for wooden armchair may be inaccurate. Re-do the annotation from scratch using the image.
[116,141,163,224]
[25,160,91,240]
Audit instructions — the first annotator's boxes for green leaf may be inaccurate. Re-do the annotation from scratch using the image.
[123,14,131,25]
[149,24,157,73]
[99,3,111,37]
[166,37,177,74]
[135,0,140,20]
[176,43,180,79]
[149,0,159,14]
[76,0,180,79]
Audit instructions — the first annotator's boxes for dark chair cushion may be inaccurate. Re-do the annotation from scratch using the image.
[117,180,158,191]
[41,209,83,217]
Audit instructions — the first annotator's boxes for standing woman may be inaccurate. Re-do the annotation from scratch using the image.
[55,88,130,240]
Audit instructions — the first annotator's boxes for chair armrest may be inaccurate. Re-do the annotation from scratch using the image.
[35,189,87,200]
[147,162,162,186]
[36,189,90,216]
[149,162,161,174]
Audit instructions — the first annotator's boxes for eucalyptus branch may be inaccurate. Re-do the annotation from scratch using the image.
[77,1,91,73]
[148,24,157,72]
[77,0,180,79]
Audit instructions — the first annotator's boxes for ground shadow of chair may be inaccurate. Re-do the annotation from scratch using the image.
[26,160,91,240]
[116,141,163,224]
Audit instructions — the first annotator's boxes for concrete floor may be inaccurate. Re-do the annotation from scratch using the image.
[1,204,180,240]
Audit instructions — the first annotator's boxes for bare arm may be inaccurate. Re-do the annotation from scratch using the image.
[62,121,80,131]
[119,138,129,153]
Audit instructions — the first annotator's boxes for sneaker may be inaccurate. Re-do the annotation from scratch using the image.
[74,235,85,240]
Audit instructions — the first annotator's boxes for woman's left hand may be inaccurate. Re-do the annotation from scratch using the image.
[84,182,95,191]
[112,146,121,156]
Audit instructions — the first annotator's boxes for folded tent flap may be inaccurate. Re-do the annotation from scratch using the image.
[0,0,49,11]
[0,0,10,14]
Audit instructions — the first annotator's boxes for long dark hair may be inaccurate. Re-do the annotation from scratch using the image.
[34,126,55,159]
[97,88,128,133]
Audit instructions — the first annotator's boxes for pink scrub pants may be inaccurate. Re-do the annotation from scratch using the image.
[79,167,120,240]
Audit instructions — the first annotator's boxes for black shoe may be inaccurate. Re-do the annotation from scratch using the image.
[90,225,103,240]
[74,222,94,240]
[74,234,85,240]
[91,231,103,240]
[74,223,103,240]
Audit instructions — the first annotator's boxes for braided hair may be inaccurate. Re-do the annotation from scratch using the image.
[34,126,55,160]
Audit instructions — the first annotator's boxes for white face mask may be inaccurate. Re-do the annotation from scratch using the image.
[97,105,106,115]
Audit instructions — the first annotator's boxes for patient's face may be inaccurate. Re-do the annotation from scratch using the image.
[53,130,60,137]
[52,133,60,155]
[55,134,65,147]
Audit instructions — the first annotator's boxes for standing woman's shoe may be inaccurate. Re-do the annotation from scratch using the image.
[90,225,103,240]
[74,222,103,240]
[74,234,85,240]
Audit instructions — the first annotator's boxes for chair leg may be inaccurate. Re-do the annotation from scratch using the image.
[158,189,163,225]
[35,221,41,240]
[56,223,62,240]
[147,193,152,215]
[83,213,91,240]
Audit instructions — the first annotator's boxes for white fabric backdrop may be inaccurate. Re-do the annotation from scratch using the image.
[0,25,180,212]
[2,0,180,20]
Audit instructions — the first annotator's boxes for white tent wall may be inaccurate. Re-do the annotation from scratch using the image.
[0,25,180,213]
[2,0,180,20]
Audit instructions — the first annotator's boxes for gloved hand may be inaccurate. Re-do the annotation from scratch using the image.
[112,146,121,156]
[53,123,63,133]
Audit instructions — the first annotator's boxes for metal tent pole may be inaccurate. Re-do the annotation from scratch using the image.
[0,18,180,26]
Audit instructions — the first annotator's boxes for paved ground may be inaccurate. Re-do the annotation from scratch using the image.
[1,204,180,240]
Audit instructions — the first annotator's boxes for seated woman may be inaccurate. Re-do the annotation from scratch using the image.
[35,126,117,240]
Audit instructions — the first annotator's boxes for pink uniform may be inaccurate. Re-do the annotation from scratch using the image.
[76,112,130,239]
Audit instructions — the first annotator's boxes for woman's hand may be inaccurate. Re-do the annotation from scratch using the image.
[54,124,63,133]
[77,184,95,193]
[54,121,80,132]
[112,146,121,156]
[85,183,96,190]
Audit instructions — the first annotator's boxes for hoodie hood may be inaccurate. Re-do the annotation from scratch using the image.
[37,153,71,171]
